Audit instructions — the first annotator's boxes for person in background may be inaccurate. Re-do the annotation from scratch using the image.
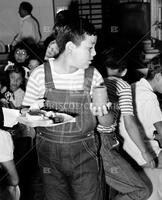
[0,111,20,200]
[3,65,25,109]
[27,57,41,75]
[44,39,59,61]
[43,9,77,61]
[12,1,41,46]
[0,76,20,200]
[5,38,39,81]
[42,9,71,61]
[22,15,113,200]
[120,55,162,200]
[3,64,37,200]
[27,43,43,75]
[97,47,154,200]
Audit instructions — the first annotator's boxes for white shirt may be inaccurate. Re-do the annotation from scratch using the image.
[0,129,14,162]
[16,15,41,43]
[120,78,162,165]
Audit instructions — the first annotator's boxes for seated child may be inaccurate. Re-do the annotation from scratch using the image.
[4,64,25,109]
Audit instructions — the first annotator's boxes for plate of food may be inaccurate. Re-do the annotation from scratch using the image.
[17,109,75,127]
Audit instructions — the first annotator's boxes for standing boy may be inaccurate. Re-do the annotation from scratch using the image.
[97,47,154,200]
[22,17,110,200]
[120,55,162,200]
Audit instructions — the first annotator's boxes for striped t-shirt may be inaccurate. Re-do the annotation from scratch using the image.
[97,76,134,133]
[22,59,104,106]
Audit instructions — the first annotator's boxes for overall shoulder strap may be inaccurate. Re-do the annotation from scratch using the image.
[84,66,94,93]
[44,61,55,89]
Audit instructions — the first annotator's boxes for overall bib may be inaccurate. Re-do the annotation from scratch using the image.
[36,62,105,200]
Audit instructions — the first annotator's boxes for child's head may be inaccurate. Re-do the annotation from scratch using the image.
[100,47,127,77]
[55,17,97,54]
[44,39,59,60]
[146,55,162,93]
[54,15,97,69]
[9,41,29,64]
[9,38,36,65]
[14,47,29,64]
[6,65,25,92]
[28,58,40,72]
[27,43,42,72]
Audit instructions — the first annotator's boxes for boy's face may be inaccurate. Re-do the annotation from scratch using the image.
[70,34,97,69]
[9,72,23,92]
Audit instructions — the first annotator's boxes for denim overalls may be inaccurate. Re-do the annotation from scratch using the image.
[100,131,152,200]
[36,62,105,200]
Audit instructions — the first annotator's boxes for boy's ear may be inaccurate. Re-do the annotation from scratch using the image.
[120,68,127,77]
[65,41,75,54]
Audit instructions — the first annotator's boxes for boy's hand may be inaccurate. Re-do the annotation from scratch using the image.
[90,102,112,116]
[29,99,45,110]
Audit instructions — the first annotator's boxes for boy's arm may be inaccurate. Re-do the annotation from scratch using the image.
[124,115,155,166]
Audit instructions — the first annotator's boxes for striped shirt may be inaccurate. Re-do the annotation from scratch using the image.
[22,59,104,106]
[97,76,134,133]
[105,76,133,115]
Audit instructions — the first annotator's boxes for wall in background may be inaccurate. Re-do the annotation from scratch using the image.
[0,0,160,45]
[0,0,56,45]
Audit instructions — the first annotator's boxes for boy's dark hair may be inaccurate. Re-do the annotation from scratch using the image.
[100,47,127,72]
[54,10,71,28]
[146,55,162,80]
[20,2,33,14]
[54,15,96,55]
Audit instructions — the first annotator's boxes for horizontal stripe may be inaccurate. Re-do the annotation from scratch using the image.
[23,61,103,106]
